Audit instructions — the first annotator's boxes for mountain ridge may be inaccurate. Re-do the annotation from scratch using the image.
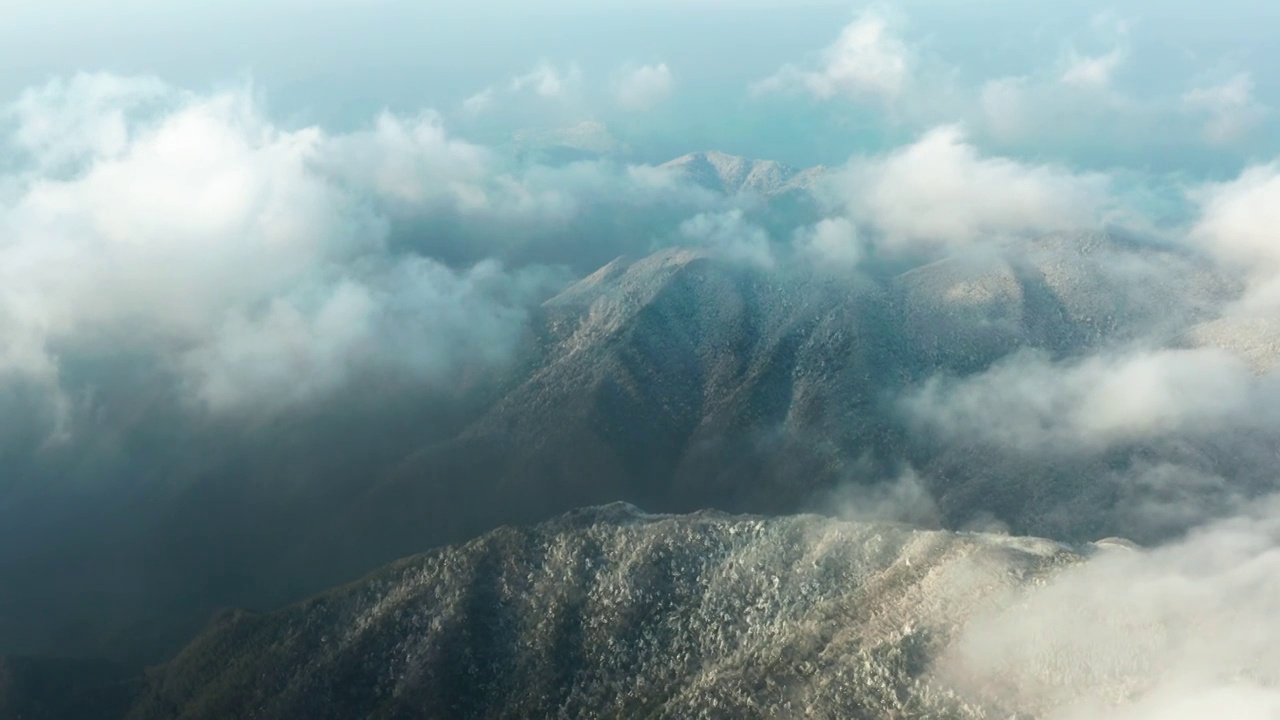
[121,503,1085,720]
[660,150,827,196]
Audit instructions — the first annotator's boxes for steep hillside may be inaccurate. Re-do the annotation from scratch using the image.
[126,504,1081,720]
[356,248,902,563]
[363,233,1232,562]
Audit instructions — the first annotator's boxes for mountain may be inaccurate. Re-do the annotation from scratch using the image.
[511,120,628,164]
[353,247,902,565]
[123,504,1084,720]
[0,231,1243,669]
[660,151,826,196]
[893,231,1231,372]
[362,233,1231,563]
[1185,313,1280,372]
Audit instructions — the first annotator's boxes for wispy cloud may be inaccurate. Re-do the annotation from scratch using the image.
[752,10,909,101]
[510,62,583,99]
[614,62,675,111]
[1184,73,1269,145]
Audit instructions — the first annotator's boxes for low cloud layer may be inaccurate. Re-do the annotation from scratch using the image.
[938,498,1280,718]
[902,347,1273,454]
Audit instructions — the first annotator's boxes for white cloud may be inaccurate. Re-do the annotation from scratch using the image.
[902,347,1272,454]
[458,62,584,119]
[833,125,1108,251]
[0,72,776,419]
[510,62,582,99]
[5,72,170,170]
[979,76,1031,141]
[824,467,940,527]
[183,259,543,414]
[1184,73,1268,145]
[461,87,495,115]
[793,216,863,271]
[322,110,490,206]
[0,75,557,416]
[1192,162,1280,279]
[938,498,1280,718]
[1060,11,1130,90]
[614,62,674,112]
[753,10,909,101]
[1060,48,1126,90]
[678,209,774,268]
[1,84,370,342]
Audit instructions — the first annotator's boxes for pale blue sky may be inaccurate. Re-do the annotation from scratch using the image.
[1,0,1277,171]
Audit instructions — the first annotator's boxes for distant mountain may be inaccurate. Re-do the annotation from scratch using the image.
[522,120,623,152]
[511,120,628,164]
[660,151,826,196]
[123,504,1083,720]
[895,231,1231,372]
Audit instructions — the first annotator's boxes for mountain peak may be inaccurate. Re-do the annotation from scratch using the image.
[660,151,824,196]
[125,506,1082,720]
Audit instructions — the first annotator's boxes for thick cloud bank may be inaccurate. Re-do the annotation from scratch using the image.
[0,74,739,423]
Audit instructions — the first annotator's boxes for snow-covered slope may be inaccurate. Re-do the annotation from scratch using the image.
[125,504,1081,720]
[660,150,826,196]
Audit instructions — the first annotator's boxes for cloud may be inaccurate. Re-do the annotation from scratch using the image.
[461,88,495,116]
[1192,162,1280,281]
[979,76,1032,141]
[614,63,674,112]
[678,208,774,268]
[183,259,552,414]
[510,62,582,99]
[1060,48,1126,90]
[937,498,1280,717]
[792,216,863,271]
[1184,73,1269,146]
[752,10,909,101]
[457,62,585,121]
[0,74,565,417]
[4,72,170,171]
[830,125,1109,251]
[1059,11,1130,91]
[823,467,941,528]
[902,347,1273,455]
[322,110,491,207]
[0,71,782,420]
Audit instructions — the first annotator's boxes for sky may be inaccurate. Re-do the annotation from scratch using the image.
[2,0,1277,169]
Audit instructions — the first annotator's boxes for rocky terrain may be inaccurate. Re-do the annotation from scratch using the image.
[124,504,1085,720]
